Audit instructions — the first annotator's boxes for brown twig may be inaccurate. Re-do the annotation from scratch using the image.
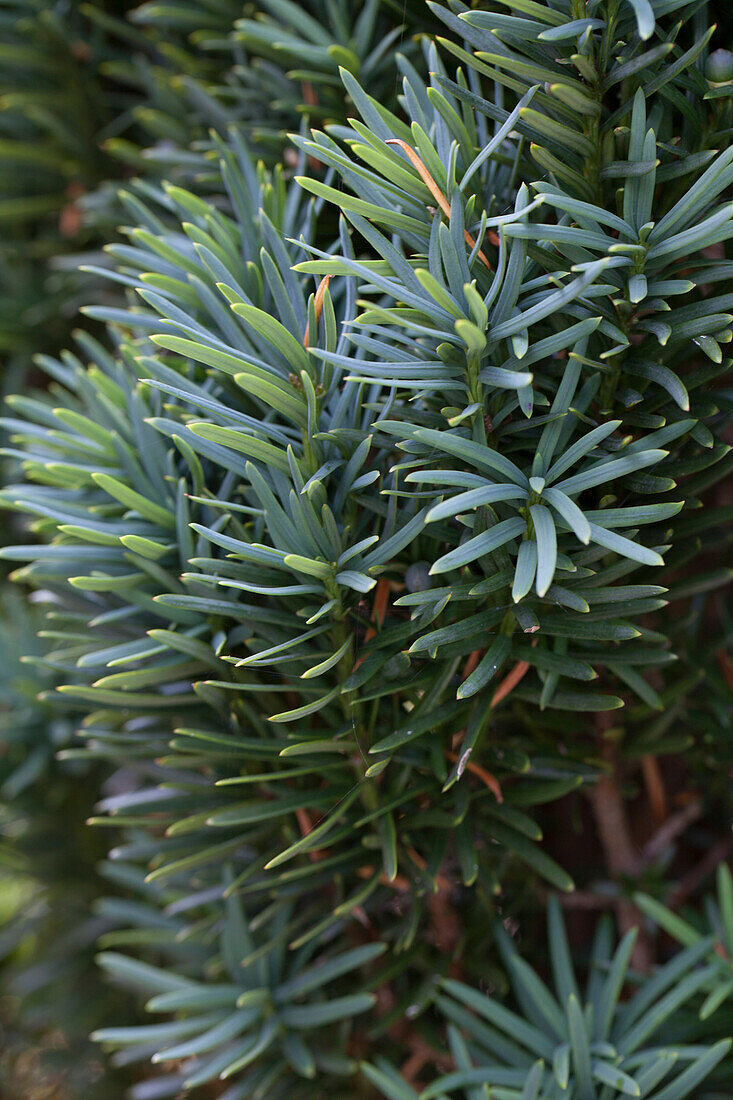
[295,807,328,863]
[461,648,482,680]
[667,837,733,910]
[59,181,85,238]
[357,864,411,892]
[401,1036,452,1087]
[405,845,452,891]
[587,743,653,971]
[633,797,702,874]
[641,753,667,825]
[444,749,503,802]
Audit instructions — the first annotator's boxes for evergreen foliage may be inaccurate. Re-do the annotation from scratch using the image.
[0,1,732,1097]
[365,899,732,1099]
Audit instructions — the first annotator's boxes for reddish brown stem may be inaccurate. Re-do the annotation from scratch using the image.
[588,761,653,971]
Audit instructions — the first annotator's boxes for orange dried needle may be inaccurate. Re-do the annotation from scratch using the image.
[406,845,451,890]
[445,647,533,801]
[717,648,733,692]
[296,807,326,862]
[491,658,531,708]
[353,578,391,672]
[364,577,391,644]
[357,864,411,891]
[303,274,331,348]
[385,138,492,270]
[461,648,482,680]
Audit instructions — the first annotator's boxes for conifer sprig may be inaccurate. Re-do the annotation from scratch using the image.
[1,1,732,1097]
